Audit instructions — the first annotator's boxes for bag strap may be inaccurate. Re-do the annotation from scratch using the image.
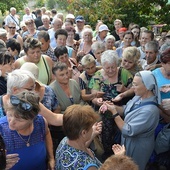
[42,56,50,85]
[9,15,20,27]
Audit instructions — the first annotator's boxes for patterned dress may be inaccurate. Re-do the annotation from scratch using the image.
[89,67,133,158]
[55,137,102,170]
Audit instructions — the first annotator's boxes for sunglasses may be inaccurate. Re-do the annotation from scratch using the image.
[10,95,33,111]
[8,26,16,29]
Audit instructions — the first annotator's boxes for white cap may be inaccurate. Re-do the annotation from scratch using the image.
[98,24,109,32]
[66,14,75,19]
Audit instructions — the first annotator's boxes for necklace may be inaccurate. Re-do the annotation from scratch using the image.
[17,131,31,147]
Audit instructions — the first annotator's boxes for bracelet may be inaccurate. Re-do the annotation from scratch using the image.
[112,113,119,119]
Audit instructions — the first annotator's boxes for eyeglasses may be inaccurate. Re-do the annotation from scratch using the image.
[8,27,16,29]
[25,22,33,25]
[10,95,33,111]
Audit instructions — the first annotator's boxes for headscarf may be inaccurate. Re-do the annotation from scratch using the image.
[138,70,161,104]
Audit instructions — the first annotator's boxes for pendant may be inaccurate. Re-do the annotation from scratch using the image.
[26,143,30,147]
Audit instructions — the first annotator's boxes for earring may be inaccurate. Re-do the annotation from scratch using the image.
[0,70,2,77]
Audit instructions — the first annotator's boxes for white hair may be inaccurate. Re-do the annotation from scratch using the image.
[101,50,119,66]
[10,7,16,12]
[7,69,36,95]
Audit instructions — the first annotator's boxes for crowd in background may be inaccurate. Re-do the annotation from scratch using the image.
[0,6,170,170]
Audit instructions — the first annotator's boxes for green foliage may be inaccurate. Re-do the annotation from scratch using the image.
[66,0,170,30]
[0,0,28,15]
[46,0,57,9]
[35,0,46,8]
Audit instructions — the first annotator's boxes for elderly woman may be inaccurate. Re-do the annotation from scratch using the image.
[116,31,134,58]
[22,19,39,39]
[91,41,105,66]
[77,28,93,57]
[0,51,14,95]
[79,54,101,103]
[38,15,51,31]
[54,29,76,59]
[89,50,133,160]
[0,91,55,170]
[7,22,23,48]
[14,37,53,85]
[105,35,116,50]
[54,46,80,82]
[49,62,83,145]
[56,104,102,169]
[121,46,143,76]
[100,70,160,170]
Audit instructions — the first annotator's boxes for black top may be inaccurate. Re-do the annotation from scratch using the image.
[0,77,7,95]
[111,30,120,41]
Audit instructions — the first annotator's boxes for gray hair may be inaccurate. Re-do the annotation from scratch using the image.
[101,50,119,66]
[105,35,116,42]
[10,7,16,12]
[145,41,159,53]
[7,69,36,95]
[91,41,105,53]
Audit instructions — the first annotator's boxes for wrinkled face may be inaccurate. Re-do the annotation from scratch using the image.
[103,62,117,78]
[38,38,49,52]
[140,33,152,47]
[58,53,69,64]
[132,76,147,97]
[54,68,69,84]
[121,58,135,70]
[145,49,157,64]
[26,47,41,64]
[13,78,35,94]
[131,28,140,38]
[83,32,92,42]
[123,34,133,46]
[106,39,115,50]
[7,110,32,131]
[56,35,67,46]
[83,62,96,76]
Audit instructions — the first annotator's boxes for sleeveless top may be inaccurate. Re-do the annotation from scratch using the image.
[0,115,47,170]
[17,56,51,85]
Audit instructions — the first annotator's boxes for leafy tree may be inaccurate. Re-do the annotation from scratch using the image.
[35,0,46,8]
[66,0,170,30]
[0,0,28,15]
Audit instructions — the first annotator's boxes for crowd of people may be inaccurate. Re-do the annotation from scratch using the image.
[0,5,170,170]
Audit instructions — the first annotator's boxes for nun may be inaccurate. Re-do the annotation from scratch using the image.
[100,70,160,170]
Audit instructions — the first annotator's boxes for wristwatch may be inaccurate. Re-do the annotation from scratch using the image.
[112,112,119,119]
